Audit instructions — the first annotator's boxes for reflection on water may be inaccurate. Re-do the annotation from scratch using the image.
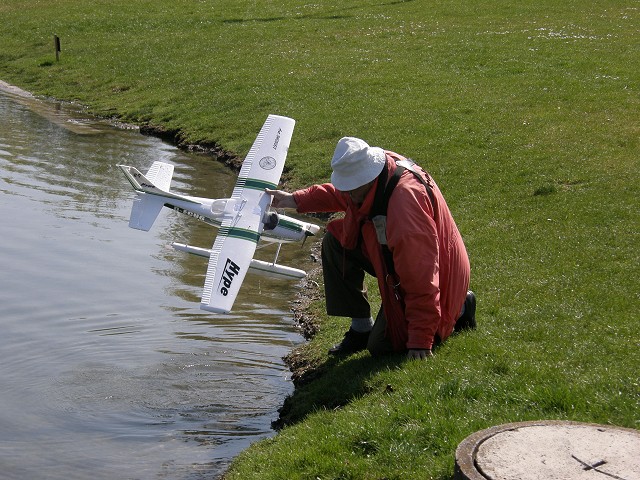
[0,87,315,479]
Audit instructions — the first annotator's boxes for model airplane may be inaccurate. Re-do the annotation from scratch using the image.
[118,114,320,313]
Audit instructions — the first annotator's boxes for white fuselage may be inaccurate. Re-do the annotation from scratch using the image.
[157,193,319,243]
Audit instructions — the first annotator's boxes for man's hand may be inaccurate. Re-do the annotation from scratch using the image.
[407,349,433,360]
[265,188,298,209]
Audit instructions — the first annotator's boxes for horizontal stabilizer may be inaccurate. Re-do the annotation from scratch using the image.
[129,193,165,231]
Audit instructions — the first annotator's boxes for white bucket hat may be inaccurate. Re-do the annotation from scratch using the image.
[330,137,386,191]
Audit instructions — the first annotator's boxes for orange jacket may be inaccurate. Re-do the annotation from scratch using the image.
[293,152,470,351]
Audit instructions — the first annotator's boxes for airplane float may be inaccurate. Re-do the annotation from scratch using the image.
[118,114,320,313]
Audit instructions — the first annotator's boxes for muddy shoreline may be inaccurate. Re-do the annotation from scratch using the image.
[139,123,245,172]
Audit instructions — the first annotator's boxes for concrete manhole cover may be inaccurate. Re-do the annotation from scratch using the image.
[455,420,640,480]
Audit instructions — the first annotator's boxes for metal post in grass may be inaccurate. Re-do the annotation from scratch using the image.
[54,35,61,61]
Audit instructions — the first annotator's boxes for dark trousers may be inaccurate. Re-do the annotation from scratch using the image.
[321,232,394,355]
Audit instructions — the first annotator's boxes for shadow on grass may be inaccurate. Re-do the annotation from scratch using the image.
[222,0,415,24]
[273,351,405,429]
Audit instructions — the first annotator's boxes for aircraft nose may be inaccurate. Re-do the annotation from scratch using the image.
[306,224,321,236]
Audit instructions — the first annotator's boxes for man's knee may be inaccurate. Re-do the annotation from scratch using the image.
[366,312,394,357]
[367,341,394,357]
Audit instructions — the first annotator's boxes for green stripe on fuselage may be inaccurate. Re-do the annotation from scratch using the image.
[277,218,303,233]
[220,227,261,243]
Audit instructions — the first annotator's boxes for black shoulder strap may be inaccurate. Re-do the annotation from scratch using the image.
[370,164,405,219]
[371,160,435,219]
[369,159,436,277]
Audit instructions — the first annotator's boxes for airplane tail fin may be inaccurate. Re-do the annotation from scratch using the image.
[118,161,175,231]
[118,161,174,195]
[144,161,174,191]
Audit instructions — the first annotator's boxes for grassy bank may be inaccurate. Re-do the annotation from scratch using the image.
[2,0,638,478]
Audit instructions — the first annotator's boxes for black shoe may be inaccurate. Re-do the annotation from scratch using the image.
[328,328,370,355]
[454,290,476,332]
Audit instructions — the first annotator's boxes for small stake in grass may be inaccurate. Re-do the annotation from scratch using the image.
[54,35,61,61]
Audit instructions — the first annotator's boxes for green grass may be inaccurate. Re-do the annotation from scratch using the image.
[1,0,638,478]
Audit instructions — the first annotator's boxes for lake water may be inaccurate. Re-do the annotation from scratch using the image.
[0,87,314,479]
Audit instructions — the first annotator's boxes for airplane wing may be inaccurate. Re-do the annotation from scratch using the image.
[200,114,295,313]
